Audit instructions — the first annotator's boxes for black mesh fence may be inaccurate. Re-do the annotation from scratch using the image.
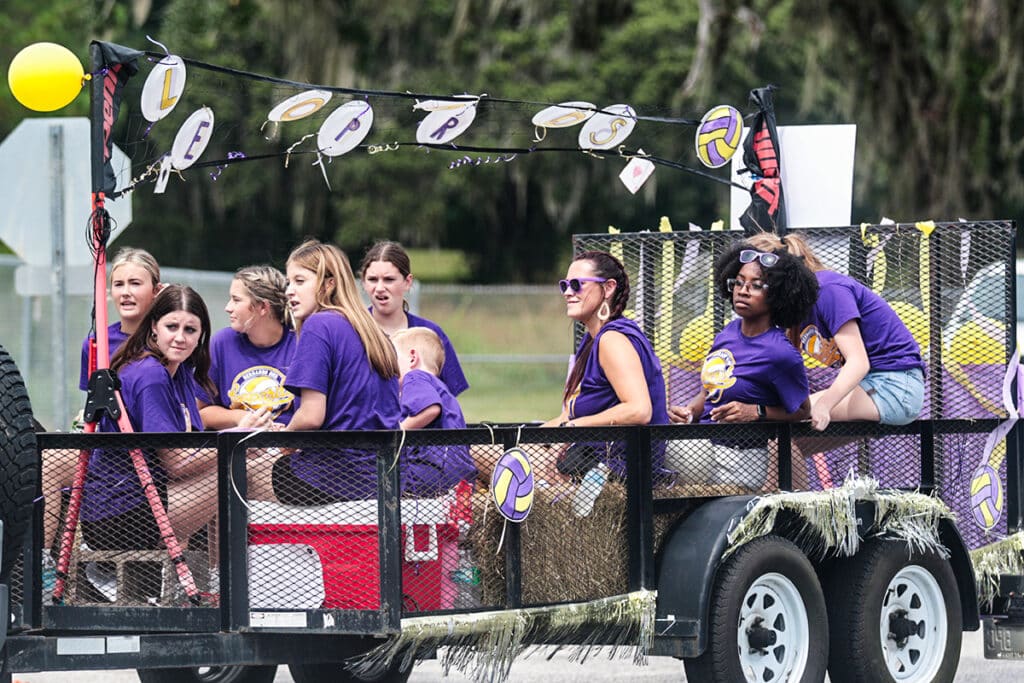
[575,221,1017,548]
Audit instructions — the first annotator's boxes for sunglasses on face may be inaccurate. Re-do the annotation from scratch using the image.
[558,277,608,294]
[739,249,780,268]
[727,277,769,293]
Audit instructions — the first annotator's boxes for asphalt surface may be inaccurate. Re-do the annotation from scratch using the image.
[10,629,1024,681]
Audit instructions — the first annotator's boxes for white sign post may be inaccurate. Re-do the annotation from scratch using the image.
[0,118,132,428]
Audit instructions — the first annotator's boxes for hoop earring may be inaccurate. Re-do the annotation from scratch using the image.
[597,300,611,322]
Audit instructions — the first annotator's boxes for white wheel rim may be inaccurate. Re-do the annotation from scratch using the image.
[737,572,809,682]
[878,564,948,681]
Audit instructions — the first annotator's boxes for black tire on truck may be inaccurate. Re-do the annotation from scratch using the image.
[0,345,39,582]
[683,534,829,683]
[825,538,961,683]
[288,661,412,683]
[137,666,277,683]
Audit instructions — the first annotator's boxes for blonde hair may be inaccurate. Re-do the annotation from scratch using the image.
[746,231,827,273]
[287,239,399,379]
[391,326,445,375]
[109,247,160,286]
[234,264,289,325]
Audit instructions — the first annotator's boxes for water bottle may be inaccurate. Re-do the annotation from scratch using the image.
[572,462,610,517]
[451,544,482,609]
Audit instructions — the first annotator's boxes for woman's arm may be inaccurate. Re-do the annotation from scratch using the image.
[198,401,247,429]
[668,391,706,424]
[567,331,652,426]
[285,388,327,431]
[159,447,217,480]
[811,320,870,430]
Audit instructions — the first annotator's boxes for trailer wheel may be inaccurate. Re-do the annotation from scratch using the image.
[0,345,38,582]
[825,539,961,683]
[288,661,412,683]
[136,665,277,683]
[683,534,828,683]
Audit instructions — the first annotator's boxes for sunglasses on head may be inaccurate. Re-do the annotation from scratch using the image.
[558,277,608,294]
[739,249,780,268]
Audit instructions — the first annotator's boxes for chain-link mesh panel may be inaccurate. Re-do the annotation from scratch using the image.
[575,222,1016,548]
[39,434,217,607]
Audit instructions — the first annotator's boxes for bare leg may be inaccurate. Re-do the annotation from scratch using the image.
[41,448,79,552]
[792,387,881,489]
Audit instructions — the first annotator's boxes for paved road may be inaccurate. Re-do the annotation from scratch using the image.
[10,629,1024,682]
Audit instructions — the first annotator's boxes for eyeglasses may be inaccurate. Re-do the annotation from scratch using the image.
[739,249,780,268]
[558,277,607,294]
[726,278,769,293]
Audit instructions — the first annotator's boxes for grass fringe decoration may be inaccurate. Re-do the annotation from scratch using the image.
[724,474,954,561]
[347,589,656,683]
[970,531,1024,608]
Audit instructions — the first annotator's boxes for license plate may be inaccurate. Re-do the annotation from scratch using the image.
[984,619,1024,659]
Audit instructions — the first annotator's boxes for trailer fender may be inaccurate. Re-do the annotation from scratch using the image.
[654,495,758,655]
[938,516,980,631]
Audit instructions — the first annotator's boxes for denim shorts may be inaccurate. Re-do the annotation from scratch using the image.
[860,367,925,425]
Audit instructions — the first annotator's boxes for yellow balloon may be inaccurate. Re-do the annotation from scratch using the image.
[8,42,84,112]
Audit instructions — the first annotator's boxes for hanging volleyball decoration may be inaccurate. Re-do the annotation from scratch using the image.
[695,104,744,168]
[141,55,186,122]
[317,100,374,157]
[267,89,332,123]
[578,104,637,151]
[170,107,215,170]
[415,97,478,145]
[490,447,535,523]
[532,101,596,129]
[970,463,1003,530]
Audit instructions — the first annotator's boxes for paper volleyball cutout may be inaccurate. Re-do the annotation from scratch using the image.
[141,55,186,122]
[490,447,535,523]
[578,104,637,150]
[532,101,596,129]
[318,101,374,157]
[970,463,1003,530]
[267,89,332,123]
[416,99,478,145]
[695,105,743,168]
[170,107,215,170]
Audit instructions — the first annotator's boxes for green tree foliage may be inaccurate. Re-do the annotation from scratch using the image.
[3,1,1022,279]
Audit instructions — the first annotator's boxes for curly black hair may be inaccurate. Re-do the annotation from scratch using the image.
[713,241,818,329]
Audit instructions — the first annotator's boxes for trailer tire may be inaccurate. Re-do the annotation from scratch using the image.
[288,661,412,683]
[683,534,828,683]
[0,345,38,582]
[136,665,277,683]
[825,539,961,683]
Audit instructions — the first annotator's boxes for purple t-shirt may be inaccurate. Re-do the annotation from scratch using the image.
[399,369,477,496]
[699,320,809,422]
[202,327,298,425]
[565,317,669,473]
[798,270,924,373]
[567,317,669,425]
[79,322,130,391]
[285,311,401,499]
[82,355,204,521]
[405,313,469,397]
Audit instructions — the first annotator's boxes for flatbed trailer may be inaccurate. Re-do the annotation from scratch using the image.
[2,220,1023,683]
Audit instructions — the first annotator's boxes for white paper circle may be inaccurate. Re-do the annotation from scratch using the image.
[317,101,374,157]
[267,89,332,123]
[413,98,476,112]
[416,104,477,145]
[531,101,596,129]
[140,55,186,123]
[170,107,215,170]
[578,104,637,150]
